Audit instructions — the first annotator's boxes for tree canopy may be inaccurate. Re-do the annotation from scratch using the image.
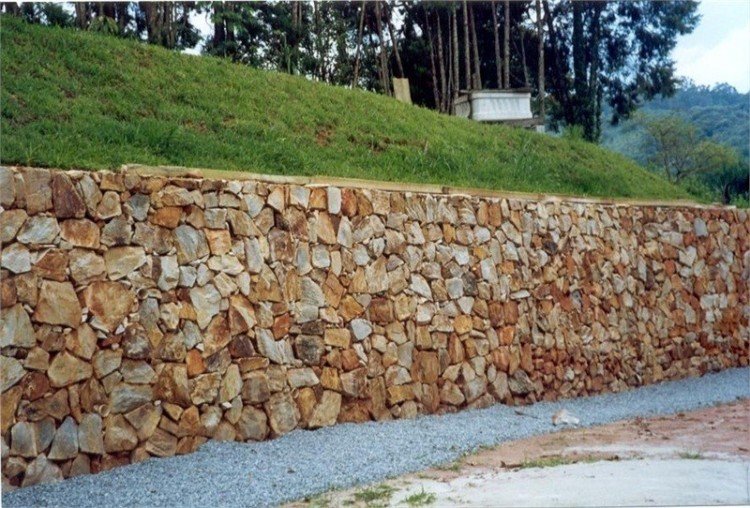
[1,1,701,140]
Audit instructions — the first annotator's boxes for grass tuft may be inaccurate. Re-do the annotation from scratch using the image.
[352,484,397,506]
[403,489,437,506]
[518,455,600,469]
[679,451,704,460]
[0,16,692,201]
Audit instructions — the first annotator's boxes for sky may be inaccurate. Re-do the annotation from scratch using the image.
[189,1,750,93]
[672,0,750,92]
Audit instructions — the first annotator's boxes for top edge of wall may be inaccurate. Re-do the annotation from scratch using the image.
[11,164,739,211]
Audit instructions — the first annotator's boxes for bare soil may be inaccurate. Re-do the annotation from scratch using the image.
[290,400,750,507]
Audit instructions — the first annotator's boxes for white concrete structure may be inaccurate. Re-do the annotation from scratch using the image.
[454,89,534,123]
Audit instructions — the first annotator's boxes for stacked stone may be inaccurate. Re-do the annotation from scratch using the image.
[1,166,747,488]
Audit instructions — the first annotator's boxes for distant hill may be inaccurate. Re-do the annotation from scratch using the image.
[0,16,688,201]
[601,82,750,164]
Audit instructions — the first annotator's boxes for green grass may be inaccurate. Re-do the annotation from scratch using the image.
[679,451,704,460]
[434,461,462,472]
[403,489,437,506]
[352,484,397,506]
[1,16,690,200]
[518,455,599,469]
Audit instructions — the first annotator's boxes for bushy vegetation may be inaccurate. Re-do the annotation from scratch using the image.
[602,81,749,161]
[601,82,749,205]
[1,17,690,200]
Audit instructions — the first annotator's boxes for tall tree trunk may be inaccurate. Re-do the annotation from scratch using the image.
[462,0,471,90]
[288,2,297,74]
[572,0,586,127]
[386,6,404,78]
[141,2,159,45]
[588,3,604,140]
[491,0,502,88]
[543,0,567,112]
[519,28,530,87]
[536,0,545,119]
[352,1,366,87]
[166,3,175,49]
[436,12,448,112]
[74,2,88,29]
[469,3,481,89]
[115,2,129,33]
[424,7,441,111]
[503,0,510,88]
[374,0,390,95]
[447,14,454,113]
[313,1,321,80]
[451,8,459,108]
[102,2,115,20]
[213,3,226,57]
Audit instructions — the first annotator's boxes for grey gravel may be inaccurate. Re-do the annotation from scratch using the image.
[5,368,749,507]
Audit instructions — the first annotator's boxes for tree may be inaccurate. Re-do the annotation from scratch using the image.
[700,159,749,205]
[491,1,502,89]
[138,2,199,50]
[644,115,738,184]
[469,2,481,88]
[352,1,367,87]
[536,0,545,118]
[503,0,509,88]
[544,1,699,141]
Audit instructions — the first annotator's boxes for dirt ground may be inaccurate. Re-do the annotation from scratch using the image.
[290,400,750,507]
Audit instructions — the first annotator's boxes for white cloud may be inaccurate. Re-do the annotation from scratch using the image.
[672,1,750,92]
[674,22,750,92]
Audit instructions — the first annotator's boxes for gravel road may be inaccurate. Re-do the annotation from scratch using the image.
[5,368,748,507]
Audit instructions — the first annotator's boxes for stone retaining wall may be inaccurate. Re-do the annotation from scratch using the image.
[1,166,748,488]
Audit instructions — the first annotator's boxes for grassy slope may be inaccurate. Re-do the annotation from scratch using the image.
[1,17,688,200]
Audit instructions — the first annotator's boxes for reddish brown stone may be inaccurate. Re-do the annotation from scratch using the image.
[33,250,68,282]
[151,207,182,228]
[369,298,393,324]
[83,281,135,332]
[52,173,85,219]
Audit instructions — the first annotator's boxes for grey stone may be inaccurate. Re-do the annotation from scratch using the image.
[256,329,295,365]
[10,421,37,457]
[77,413,104,454]
[0,166,16,206]
[0,304,36,348]
[350,319,373,341]
[235,406,268,441]
[300,277,325,307]
[48,417,78,460]
[0,209,27,243]
[22,455,62,487]
[109,383,153,413]
[101,216,132,247]
[127,194,150,221]
[158,256,180,290]
[2,243,30,274]
[17,217,59,245]
[190,284,221,329]
[174,225,209,264]
[694,218,708,237]
[1,356,26,392]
